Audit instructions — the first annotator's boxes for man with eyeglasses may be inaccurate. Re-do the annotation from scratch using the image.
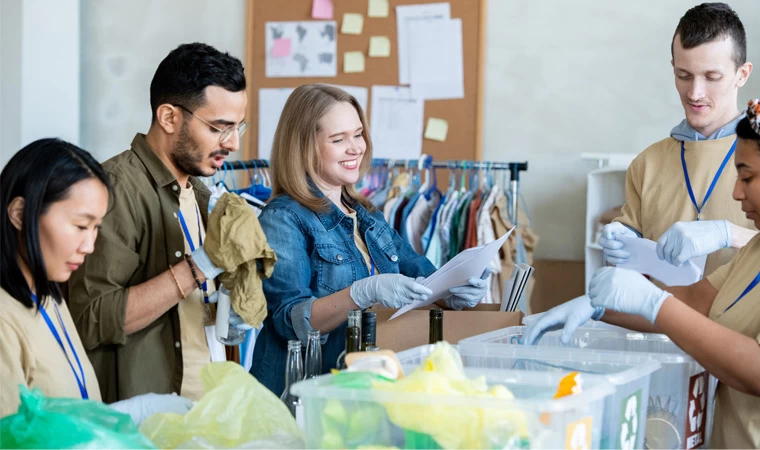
[68,43,250,402]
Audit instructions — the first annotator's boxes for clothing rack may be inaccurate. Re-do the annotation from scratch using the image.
[223,158,529,225]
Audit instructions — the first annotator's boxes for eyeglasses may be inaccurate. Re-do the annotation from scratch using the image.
[173,104,248,145]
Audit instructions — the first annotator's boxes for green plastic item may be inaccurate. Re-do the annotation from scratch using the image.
[0,386,155,449]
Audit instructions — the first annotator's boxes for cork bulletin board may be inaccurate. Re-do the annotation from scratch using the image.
[243,0,487,162]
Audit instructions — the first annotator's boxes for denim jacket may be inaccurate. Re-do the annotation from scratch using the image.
[250,192,435,395]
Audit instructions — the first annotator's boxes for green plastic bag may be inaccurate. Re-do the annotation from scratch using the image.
[139,362,304,448]
[0,386,155,449]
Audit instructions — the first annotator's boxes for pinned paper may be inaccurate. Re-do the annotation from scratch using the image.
[344,51,365,73]
[369,36,391,57]
[341,13,364,35]
[370,86,424,159]
[424,118,448,142]
[368,0,389,18]
[312,0,333,19]
[271,38,292,58]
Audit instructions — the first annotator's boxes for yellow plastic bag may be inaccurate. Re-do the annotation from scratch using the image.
[140,362,304,448]
[373,342,529,449]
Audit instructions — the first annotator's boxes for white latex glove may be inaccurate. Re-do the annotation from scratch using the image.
[656,220,731,267]
[598,222,637,265]
[444,267,493,310]
[190,247,224,280]
[350,274,433,309]
[110,393,193,426]
[522,295,605,346]
[207,287,254,331]
[588,267,670,324]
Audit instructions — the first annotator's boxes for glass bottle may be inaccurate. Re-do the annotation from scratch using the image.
[361,311,377,351]
[280,340,303,417]
[337,326,361,369]
[336,310,363,369]
[215,287,247,346]
[429,308,444,344]
[304,330,322,379]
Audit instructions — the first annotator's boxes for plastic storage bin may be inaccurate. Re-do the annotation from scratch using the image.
[460,326,713,450]
[398,344,660,450]
[291,366,615,449]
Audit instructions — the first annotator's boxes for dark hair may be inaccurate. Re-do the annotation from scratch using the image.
[149,42,246,122]
[671,3,747,70]
[0,138,111,309]
[736,117,760,151]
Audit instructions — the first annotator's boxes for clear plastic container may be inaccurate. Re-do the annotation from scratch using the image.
[400,343,660,449]
[291,366,615,449]
[460,326,713,450]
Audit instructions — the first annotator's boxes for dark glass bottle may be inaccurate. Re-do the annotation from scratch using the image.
[335,309,363,369]
[429,308,444,344]
[361,311,377,351]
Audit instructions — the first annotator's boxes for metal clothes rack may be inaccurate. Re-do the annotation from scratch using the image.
[223,158,529,225]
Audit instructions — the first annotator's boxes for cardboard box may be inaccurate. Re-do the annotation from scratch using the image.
[374,304,523,353]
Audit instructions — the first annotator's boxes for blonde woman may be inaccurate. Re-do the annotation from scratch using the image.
[250,85,490,394]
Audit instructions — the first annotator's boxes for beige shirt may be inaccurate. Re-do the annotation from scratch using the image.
[705,234,760,449]
[177,185,219,401]
[617,135,755,277]
[1,288,102,417]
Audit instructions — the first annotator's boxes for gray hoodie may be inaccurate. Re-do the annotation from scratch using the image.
[670,113,746,141]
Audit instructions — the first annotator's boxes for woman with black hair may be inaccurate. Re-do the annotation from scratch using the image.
[0,139,191,424]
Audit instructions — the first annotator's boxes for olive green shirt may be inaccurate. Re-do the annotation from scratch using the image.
[68,134,210,403]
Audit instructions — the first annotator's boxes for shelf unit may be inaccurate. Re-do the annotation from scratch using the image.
[582,153,637,290]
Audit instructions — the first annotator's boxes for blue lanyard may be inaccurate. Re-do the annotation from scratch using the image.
[723,271,760,313]
[178,206,209,303]
[32,294,89,399]
[680,140,737,220]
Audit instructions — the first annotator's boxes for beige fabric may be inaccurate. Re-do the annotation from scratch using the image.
[1,288,101,417]
[177,185,218,401]
[205,193,276,330]
[617,136,755,277]
[346,207,376,274]
[705,234,760,449]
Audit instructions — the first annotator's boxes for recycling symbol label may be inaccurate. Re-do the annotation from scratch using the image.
[685,372,708,449]
[565,416,593,450]
[619,390,641,450]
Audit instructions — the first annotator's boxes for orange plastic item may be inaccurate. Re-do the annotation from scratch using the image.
[540,372,581,424]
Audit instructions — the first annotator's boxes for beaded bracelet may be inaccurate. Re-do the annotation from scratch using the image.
[184,255,204,292]
[168,265,186,299]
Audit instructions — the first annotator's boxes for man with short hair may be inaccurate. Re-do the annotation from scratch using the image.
[603,2,757,272]
[525,3,756,354]
[69,43,249,402]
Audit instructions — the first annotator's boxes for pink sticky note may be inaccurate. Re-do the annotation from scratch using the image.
[272,38,291,58]
[312,0,333,19]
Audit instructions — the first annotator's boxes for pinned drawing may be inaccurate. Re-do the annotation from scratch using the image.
[266,21,337,77]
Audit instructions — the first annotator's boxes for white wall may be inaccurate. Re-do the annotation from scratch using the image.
[79,0,247,163]
[0,0,80,168]
[483,0,760,261]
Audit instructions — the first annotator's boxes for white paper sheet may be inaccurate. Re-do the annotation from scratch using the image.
[409,18,464,100]
[390,227,516,320]
[258,85,368,160]
[265,21,337,78]
[258,88,294,160]
[369,86,424,159]
[395,3,450,85]
[617,236,707,286]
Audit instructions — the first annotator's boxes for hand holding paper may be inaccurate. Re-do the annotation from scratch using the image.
[617,236,706,286]
[390,227,515,319]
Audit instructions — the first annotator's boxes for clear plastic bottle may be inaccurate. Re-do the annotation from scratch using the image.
[304,330,322,379]
[280,340,303,417]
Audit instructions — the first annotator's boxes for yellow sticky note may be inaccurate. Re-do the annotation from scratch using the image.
[424,118,449,142]
[368,0,389,18]
[369,36,391,57]
[344,51,365,73]
[341,13,364,35]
